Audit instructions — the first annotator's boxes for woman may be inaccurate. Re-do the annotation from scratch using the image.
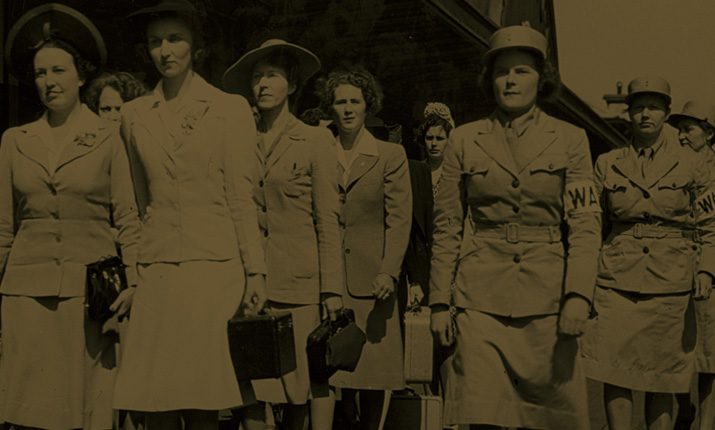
[319,66,411,430]
[113,1,266,428]
[0,4,140,429]
[419,102,455,199]
[430,25,601,430]
[670,101,715,430]
[582,80,715,430]
[85,71,148,122]
[221,39,343,430]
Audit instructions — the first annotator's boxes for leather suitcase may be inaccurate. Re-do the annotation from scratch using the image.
[227,310,296,381]
[404,306,433,383]
[384,393,442,430]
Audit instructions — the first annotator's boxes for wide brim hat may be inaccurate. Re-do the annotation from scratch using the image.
[667,100,715,130]
[5,3,106,83]
[625,76,671,105]
[482,25,547,66]
[222,39,321,98]
[127,0,197,18]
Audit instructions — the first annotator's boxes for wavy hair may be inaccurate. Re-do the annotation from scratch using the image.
[84,72,149,113]
[319,66,384,117]
[477,48,560,103]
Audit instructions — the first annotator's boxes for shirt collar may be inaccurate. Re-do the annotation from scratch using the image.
[497,104,538,137]
[152,72,210,108]
[632,130,666,158]
[353,127,379,156]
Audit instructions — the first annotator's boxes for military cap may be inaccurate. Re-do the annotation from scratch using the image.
[127,0,197,19]
[625,76,671,105]
[5,3,106,82]
[222,39,321,97]
[667,100,715,130]
[482,25,547,66]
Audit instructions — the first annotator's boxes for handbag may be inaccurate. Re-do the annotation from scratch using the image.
[85,256,128,321]
[307,308,366,382]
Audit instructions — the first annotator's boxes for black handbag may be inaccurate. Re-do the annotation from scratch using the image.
[307,308,366,382]
[85,256,128,321]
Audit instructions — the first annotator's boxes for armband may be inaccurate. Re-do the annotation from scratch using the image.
[695,189,715,220]
[564,180,600,214]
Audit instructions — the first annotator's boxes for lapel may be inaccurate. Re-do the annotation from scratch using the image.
[264,115,302,174]
[345,130,379,191]
[55,109,109,171]
[514,111,558,172]
[611,146,649,190]
[410,161,429,239]
[16,121,51,175]
[644,135,679,188]
[136,96,175,159]
[473,116,519,178]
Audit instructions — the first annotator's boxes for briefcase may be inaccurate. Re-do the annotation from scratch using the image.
[227,310,296,381]
[384,392,442,430]
[85,256,128,321]
[307,308,366,382]
[404,306,433,383]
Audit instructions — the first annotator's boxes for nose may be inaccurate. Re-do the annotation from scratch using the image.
[344,102,354,114]
[505,69,517,85]
[44,72,56,88]
[108,108,121,122]
[159,39,171,57]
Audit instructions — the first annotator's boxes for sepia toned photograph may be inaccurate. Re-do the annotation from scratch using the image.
[1,1,715,429]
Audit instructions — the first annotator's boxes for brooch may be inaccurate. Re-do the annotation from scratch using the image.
[74,131,97,147]
[181,111,199,135]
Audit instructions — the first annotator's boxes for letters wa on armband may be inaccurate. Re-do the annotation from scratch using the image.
[696,188,715,220]
[564,181,600,216]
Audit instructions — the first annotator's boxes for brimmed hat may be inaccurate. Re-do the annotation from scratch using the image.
[222,39,321,97]
[127,0,197,18]
[667,100,715,130]
[5,3,106,82]
[625,76,671,105]
[482,25,547,66]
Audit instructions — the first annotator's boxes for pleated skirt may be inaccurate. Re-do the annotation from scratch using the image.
[113,259,256,411]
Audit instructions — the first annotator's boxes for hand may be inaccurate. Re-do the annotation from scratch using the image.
[321,293,343,321]
[109,286,136,318]
[372,273,395,301]
[408,283,425,306]
[694,272,714,301]
[558,295,590,337]
[242,274,267,314]
[430,305,454,347]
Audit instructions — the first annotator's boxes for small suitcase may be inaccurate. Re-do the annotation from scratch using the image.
[307,308,366,382]
[404,306,433,383]
[227,310,296,381]
[384,392,443,430]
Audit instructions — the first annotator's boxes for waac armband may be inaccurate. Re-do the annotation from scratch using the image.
[695,189,715,220]
[564,181,600,214]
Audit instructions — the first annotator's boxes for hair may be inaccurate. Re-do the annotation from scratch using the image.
[29,39,96,83]
[625,93,671,111]
[134,8,209,69]
[477,48,560,103]
[319,66,384,117]
[414,113,453,158]
[84,72,149,113]
[255,49,302,89]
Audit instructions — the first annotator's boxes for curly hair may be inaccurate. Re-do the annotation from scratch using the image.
[477,48,560,104]
[84,72,149,114]
[319,66,384,117]
[29,39,96,83]
[414,114,453,159]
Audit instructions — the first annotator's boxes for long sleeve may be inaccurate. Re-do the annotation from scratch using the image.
[692,155,715,277]
[119,107,149,218]
[224,95,266,276]
[379,144,412,280]
[0,130,15,280]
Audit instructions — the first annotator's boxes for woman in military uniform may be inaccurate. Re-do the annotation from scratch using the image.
[582,79,715,430]
[429,25,601,430]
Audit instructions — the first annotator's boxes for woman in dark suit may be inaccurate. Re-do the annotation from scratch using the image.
[319,66,412,430]
[0,4,140,429]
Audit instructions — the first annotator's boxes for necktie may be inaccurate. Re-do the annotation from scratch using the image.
[639,147,652,179]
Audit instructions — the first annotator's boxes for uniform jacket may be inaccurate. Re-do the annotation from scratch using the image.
[339,129,412,297]
[401,159,433,298]
[121,74,265,274]
[595,133,715,294]
[254,113,342,304]
[0,106,140,297]
[430,108,601,318]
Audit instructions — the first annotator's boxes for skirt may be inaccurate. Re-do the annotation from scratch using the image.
[442,309,589,429]
[113,259,255,411]
[0,295,118,430]
[695,297,715,373]
[252,302,328,404]
[329,290,404,391]
[582,287,696,392]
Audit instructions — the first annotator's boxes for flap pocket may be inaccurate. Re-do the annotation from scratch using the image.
[530,155,568,173]
[604,177,629,191]
[465,158,491,175]
[658,175,690,190]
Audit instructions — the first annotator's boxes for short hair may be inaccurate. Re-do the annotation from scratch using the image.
[255,49,302,89]
[414,114,453,159]
[477,48,560,103]
[29,39,96,83]
[84,72,148,113]
[319,66,384,117]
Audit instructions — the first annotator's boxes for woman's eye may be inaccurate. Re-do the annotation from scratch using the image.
[100,107,112,112]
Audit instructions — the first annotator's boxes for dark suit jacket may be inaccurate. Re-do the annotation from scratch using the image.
[401,159,433,301]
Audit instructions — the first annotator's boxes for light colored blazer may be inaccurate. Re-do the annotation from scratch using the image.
[0,106,140,297]
[339,129,411,298]
[254,113,342,304]
[430,108,601,317]
[120,74,265,274]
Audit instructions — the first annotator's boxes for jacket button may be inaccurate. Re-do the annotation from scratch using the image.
[55,236,61,243]
[50,187,57,195]
[511,179,520,188]
[55,259,61,266]
[512,206,520,213]
[643,247,650,254]
[644,212,651,220]
[261,206,267,212]
[345,248,351,254]
[513,255,521,263]
[643,191,650,199]
[259,180,264,187]
[51,212,59,219]
[693,245,699,251]
[548,163,555,170]
[263,231,268,237]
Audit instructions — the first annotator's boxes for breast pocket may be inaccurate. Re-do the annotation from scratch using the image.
[656,175,691,214]
[281,164,312,198]
[463,158,491,195]
[529,154,567,196]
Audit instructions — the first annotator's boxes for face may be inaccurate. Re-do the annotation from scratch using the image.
[97,86,123,122]
[677,118,714,153]
[332,84,367,134]
[251,61,295,112]
[34,47,84,113]
[628,94,669,140]
[492,50,540,114]
[147,17,194,79]
[425,126,448,160]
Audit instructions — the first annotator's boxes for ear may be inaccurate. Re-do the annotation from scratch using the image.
[287,82,297,96]
[707,128,715,142]
[193,49,204,62]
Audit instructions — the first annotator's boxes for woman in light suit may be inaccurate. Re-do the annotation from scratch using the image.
[0,4,140,429]
[430,25,601,430]
[319,66,412,430]
[222,39,342,430]
[112,1,266,428]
